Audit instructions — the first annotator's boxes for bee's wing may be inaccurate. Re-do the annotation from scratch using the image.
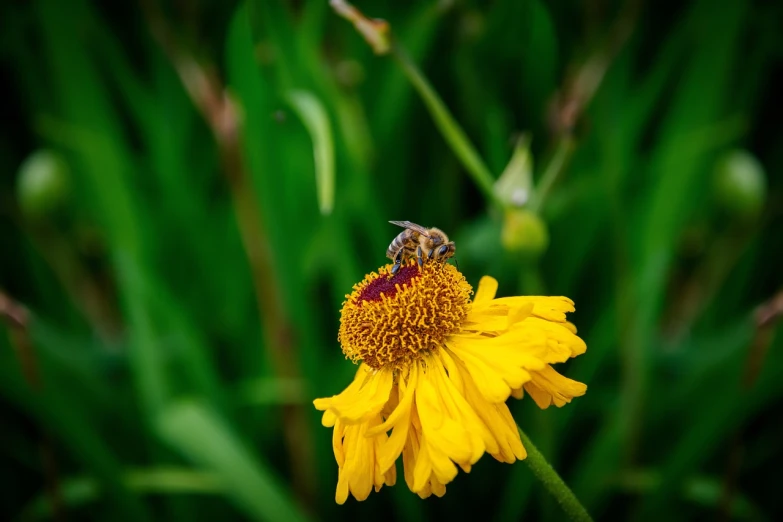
[389,220,431,237]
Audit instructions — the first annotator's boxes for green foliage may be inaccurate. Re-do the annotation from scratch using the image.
[1,0,782,521]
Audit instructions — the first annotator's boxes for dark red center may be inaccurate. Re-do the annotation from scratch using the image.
[357,265,421,303]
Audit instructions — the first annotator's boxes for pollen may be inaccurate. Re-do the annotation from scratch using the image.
[338,261,472,370]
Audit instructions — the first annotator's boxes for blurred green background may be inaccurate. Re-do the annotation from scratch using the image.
[1,0,782,520]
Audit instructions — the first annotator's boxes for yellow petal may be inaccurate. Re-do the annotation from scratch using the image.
[330,411,396,504]
[488,296,575,322]
[315,366,394,424]
[321,409,337,427]
[524,365,587,408]
[429,356,488,464]
[427,440,460,485]
[336,473,349,504]
[412,434,435,492]
[332,419,346,467]
[402,415,421,492]
[373,430,396,491]
[367,364,418,436]
[448,337,542,402]
[438,349,499,455]
[509,317,586,359]
[449,352,526,463]
[474,276,498,303]
[461,302,533,333]
[416,369,474,463]
[431,478,447,497]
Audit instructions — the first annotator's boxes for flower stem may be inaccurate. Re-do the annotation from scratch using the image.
[529,136,575,213]
[390,43,503,211]
[519,427,594,522]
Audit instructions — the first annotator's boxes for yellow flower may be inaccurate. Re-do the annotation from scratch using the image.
[314,261,587,504]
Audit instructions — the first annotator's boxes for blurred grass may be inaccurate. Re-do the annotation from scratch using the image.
[1,0,782,521]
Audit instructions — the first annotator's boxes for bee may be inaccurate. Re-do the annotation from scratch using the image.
[386,220,456,275]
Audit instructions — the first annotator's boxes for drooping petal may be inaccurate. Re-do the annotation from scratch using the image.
[447,336,542,402]
[373,428,396,491]
[333,414,392,504]
[407,353,500,494]
[428,355,489,465]
[449,351,527,463]
[448,299,587,404]
[416,364,476,465]
[519,364,587,409]
[437,349,499,455]
[402,409,422,494]
[373,364,418,473]
[332,419,346,467]
[314,365,394,424]
[321,408,337,428]
[466,316,585,362]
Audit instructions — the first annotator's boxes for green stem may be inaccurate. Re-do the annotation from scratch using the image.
[529,137,575,213]
[391,43,503,211]
[519,427,594,522]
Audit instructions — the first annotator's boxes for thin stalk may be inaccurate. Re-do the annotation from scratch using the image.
[391,43,503,211]
[529,137,575,213]
[1,291,65,522]
[519,427,593,522]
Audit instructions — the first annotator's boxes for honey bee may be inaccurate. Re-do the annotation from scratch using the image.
[386,220,456,275]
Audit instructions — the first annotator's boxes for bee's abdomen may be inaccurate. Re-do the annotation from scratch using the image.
[386,236,402,259]
[386,231,414,259]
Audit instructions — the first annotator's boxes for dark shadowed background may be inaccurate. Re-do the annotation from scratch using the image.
[1,0,782,521]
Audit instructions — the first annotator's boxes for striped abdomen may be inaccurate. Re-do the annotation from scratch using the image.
[386,229,419,260]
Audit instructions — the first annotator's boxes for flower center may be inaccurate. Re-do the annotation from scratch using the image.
[338,261,472,370]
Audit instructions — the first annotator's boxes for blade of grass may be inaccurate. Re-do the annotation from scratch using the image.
[286,90,336,215]
[156,400,310,522]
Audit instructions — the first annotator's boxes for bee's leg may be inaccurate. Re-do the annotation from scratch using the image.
[391,250,403,275]
[454,257,460,271]
[416,246,424,269]
[428,248,435,260]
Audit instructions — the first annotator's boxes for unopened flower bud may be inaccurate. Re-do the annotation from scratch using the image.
[501,209,549,258]
[17,149,70,221]
[713,149,766,221]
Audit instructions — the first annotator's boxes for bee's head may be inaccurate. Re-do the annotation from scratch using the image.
[433,242,456,260]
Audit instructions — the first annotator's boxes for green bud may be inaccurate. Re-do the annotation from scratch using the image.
[713,149,766,220]
[501,209,549,258]
[495,134,533,208]
[17,149,71,221]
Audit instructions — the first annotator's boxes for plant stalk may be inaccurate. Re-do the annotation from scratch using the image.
[519,427,594,522]
[391,43,503,211]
